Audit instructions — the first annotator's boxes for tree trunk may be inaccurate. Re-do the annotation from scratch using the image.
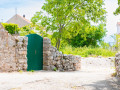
[56,38,61,50]
[57,38,60,50]
[56,24,63,50]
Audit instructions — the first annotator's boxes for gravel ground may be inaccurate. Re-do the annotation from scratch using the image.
[0,57,120,90]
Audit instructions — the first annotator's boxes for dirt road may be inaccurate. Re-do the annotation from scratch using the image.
[0,57,120,90]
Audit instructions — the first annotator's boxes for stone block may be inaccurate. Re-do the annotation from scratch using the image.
[43,66,51,70]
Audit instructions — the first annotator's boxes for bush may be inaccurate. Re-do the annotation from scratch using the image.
[2,23,19,34]
[60,45,116,57]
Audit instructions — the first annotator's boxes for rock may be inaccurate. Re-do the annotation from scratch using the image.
[98,56,102,58]
[51,65,56,70]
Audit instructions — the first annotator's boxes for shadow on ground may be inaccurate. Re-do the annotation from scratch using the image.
[83,78,120,90]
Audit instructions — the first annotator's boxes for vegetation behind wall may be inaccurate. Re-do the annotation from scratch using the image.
[60,45,116,57]
[2,23,19,34]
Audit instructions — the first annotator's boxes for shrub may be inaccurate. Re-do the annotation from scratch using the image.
[60,45,116,57]
[2,23,19,34]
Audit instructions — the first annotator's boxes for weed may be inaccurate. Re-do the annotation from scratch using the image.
[53,67,57,71]
[29,70,35,72]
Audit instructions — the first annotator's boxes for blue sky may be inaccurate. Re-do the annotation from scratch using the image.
[0,0,119,43]
[0,0,45,22]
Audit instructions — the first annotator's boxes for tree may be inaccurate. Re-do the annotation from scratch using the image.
[68,24,106,47]
[31,0,106,49]
[114,0,120,15]
[31,23,48,37]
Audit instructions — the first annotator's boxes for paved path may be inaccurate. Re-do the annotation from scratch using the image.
[0,57,120,90]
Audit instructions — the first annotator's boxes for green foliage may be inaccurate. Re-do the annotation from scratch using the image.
[29,70,35,72]
[69,24,106,47]
[19,70,23,73]
[115,34,120,50]
[32,23,47,37]
[114,0,120,15]
[111,72,117,77]
[19,29,36,36]
[22,25,31,32]
[2,23,19,34]
[19,24,36,36]
[100,41,109,49]
[60,45,116,57]
[31,0,106,49]
[53,67,57,71]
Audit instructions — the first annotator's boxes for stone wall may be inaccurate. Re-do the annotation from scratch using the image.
[0,23,80,72]
[0,23,27,72]
[15,36,28,71]
[43,37,81,71]
[115,52,120,78]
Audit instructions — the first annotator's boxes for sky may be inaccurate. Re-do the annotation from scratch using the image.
[0,0,119,43]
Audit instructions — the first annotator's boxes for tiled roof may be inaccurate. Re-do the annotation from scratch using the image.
[6,14,31,27]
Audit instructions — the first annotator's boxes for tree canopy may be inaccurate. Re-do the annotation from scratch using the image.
[69,24,106,47]
[31,0,106,49]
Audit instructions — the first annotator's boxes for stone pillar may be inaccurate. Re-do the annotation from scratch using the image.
[43,37,52,70]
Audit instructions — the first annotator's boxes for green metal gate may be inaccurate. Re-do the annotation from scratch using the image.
[26,34,43,71]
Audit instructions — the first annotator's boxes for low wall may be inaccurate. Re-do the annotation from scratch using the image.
[43,37,81,71]
[115,52,120,78]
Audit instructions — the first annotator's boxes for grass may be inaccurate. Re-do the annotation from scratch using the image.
[60,45,117,57]
[19,70,23,73]
[111,72,117,77]
[29,70,35,72]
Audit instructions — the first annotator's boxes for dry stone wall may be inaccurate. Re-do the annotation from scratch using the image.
[0,24,16,72]
[15,36,28,71]
[43,37,81,71]
[115,52,120,78]
[0,23,27,72]
[0,22,80,72]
